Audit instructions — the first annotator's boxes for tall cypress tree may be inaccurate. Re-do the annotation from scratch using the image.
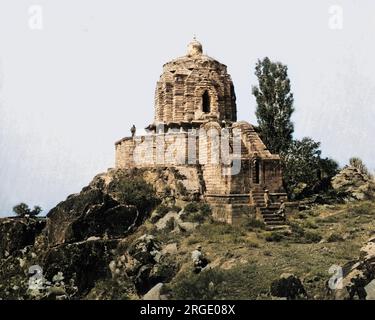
[252,57,294,154]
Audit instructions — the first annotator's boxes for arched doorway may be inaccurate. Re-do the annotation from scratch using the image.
[202,91,210,113]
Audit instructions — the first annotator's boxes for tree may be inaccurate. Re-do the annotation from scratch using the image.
[281,138,339,198]
[318,157,339,179]
[281,138,322,197]
[13,203,42,217]
[252,57,294,154]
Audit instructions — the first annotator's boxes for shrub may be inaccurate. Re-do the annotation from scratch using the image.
[156,204,169,216]
[302,219,318,229]
[303,231,322,243]
[327,233,344,243]
[13,203,42,217]
[348,202,374,216]
[200,204,212,216]
[171,264,270,300]
[182,202,211,223]
[187,211,206,224]
[265,232,284,242]
[184,202,200,214]
[289,222,305,237]
[170,269,225,300]
[117,176,159,214]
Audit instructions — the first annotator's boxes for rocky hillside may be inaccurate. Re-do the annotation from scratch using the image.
[0,167,374,300]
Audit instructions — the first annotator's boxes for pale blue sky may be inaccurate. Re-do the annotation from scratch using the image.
[0,0,374,216]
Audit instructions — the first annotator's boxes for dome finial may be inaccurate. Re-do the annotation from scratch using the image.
[187,37,203,57]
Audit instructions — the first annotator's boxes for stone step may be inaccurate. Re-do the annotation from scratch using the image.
[264,218,284,223]
[265,225,290,231]
[264,220,285,226]
[262,215,282,219]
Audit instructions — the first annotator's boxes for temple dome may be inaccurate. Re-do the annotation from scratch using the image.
[154,40,237,124]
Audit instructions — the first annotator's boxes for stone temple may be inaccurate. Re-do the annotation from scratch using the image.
[115,39,287,225]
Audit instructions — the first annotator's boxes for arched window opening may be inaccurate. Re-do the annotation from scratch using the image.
[254,160,260,184]
[202,91,210,113]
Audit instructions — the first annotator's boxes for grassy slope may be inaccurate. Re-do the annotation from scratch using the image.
[144,201,375,299]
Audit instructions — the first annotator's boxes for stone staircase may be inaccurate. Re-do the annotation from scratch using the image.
[259,205,287,230]
[250,187,288,230]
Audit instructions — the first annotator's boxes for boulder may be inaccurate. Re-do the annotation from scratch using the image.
[270,273,307,300]
[112,235,178,295]
[0,217,46,259]
[155,212,180,230]
[331,237,375,300]
[143,283,164,300]
[46,187,139,246]
[162,243,178,255]
[42,239,118,295]
[332,166,375,201]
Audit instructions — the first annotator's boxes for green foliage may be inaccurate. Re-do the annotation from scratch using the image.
[265,232,284,242]
[182,202,212,223]
[245,218,266,230]
[156,204,170,216]
[13,203,42,217]
[303,231,322,243]
[282,138,321,194]
[170,264,269,300]
[319,157,340,179]
[281,138,338,199]
[196,222,245,243]
[184,202,200,214]
[117,176,159,213]
[252,57,294,154]
[170,269,225,300]
[349,157,372,178]
[327,233,344,243]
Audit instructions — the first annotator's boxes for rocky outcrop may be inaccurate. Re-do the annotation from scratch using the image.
[0,217,46,259]
[46,187,139,246]
[110,235,179,295]
[332,166,375,201]
[42,239,119,294]
[331,237,375,300]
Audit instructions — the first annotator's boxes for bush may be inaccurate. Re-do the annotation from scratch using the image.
[327,233,344,243]
[170,269,225,300]
[156,204,169,216]
[187,211,206,224]
[303,231,322,243]
[117,176,159,214]
[289,222,305,237]
[302,219,318,229]
[184,202,200,214]
[13,203,42,217]
[265,232,284,242]
[171,264,269,300]
[182,202,212,223]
